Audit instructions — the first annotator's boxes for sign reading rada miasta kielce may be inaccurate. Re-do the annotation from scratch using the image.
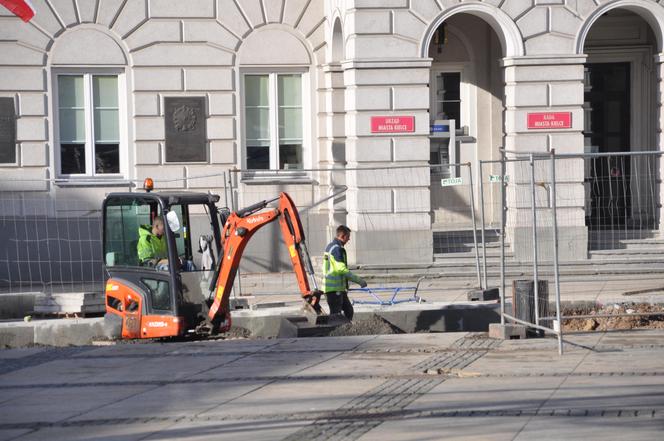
[527,112,572,129]
[371,116,415,133]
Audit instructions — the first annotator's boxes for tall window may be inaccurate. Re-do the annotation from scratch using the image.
[244,73,303,170]
[57,74,121,176]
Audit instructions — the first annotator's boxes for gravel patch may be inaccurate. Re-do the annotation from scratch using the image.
[329,315,403,337]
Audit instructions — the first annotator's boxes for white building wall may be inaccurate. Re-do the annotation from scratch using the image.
[0,0,663,269]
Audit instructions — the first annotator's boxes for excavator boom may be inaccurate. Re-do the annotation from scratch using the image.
[206,192,321,331]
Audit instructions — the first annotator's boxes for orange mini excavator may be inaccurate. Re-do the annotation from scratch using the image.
[102,181,322,339]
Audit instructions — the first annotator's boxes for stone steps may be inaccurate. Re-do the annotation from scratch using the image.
[433,229,502,254]
[590,247,664,259]
[357,257,664,281]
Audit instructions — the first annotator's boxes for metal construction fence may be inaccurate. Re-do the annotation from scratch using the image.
[0,165,471,295]
[485,149,664,355]
[484,150,564,354]
[0,164,483,296]
[0,151,662,340]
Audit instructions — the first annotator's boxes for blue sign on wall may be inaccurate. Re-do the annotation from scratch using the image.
[430,124,450,133]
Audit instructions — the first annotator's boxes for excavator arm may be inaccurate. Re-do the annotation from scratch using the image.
[276,192,322,307]
[206,192,322,333]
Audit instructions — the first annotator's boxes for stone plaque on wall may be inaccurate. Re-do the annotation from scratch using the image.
[164,97,207,162]
[0,98,16,164]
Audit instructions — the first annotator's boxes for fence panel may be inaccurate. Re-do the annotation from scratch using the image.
[430,162,481,288]
[0,180,134,295]
[478,159,511,292]
[0,174,228,295]
[578,152,662,250]
[500,151,563,354]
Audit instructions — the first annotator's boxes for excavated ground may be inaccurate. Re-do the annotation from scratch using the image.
[328,315,402,336]
[563,302,664,332]
[227,315,403,339]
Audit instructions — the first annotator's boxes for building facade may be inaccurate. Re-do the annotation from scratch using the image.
[0,0,663,281]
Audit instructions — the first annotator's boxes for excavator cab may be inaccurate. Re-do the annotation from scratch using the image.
[103,186,322,339]
[102,191,223,338]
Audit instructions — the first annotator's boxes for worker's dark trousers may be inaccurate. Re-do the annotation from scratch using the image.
[326,291,353,320]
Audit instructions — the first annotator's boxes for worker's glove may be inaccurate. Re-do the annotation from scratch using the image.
[359,278,368,288]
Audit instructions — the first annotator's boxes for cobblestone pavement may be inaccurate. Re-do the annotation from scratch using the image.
[0,330,663,440]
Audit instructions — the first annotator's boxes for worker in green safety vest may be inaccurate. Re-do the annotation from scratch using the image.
[137,216,168,268]
[322,225,367,320]
[137,215,195,271]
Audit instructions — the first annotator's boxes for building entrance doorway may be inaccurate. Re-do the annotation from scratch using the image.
[582,9,661,250]
[426,13,505,254]
[583,62,631,230]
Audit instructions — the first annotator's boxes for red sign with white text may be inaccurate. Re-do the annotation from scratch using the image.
[527,112,572,129]
[371,116,415,133]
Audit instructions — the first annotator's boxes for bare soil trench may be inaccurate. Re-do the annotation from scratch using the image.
[563,303,664,332]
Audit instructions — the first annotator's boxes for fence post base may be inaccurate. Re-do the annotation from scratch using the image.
[489,323,527,340]
[467,287,500,302]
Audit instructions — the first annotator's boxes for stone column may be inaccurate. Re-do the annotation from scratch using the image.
[318,63,347,238]
[502,55,588,261]
[657,53,664,235]
[342,59,433,265]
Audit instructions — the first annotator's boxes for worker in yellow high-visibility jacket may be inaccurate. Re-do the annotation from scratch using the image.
[137,217,168,267]
[322,225,367,320]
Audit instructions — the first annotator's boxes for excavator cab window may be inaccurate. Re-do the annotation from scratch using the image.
[104,197,159,268]
[166,202,220,306]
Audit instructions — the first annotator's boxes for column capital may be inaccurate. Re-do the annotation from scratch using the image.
[501,54,587,67]
[321,62,344,73]
[341,58,433,70]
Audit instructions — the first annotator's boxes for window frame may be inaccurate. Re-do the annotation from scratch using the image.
[432,71,462,125]
[430,65,468,128]
[52,68,128,179]
[240,67,310,179]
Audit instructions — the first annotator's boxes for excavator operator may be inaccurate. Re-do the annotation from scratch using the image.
[137,216,168,268]
[137,216,194,271]
[322,225,367,321]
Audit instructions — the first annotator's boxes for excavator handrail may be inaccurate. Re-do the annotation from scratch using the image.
[235,196,280,218]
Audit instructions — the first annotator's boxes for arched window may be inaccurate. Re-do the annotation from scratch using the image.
[50,27,128,178]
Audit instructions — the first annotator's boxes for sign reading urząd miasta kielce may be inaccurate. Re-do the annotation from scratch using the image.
[527,112,572,129]
[371,116,415,133]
